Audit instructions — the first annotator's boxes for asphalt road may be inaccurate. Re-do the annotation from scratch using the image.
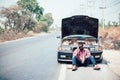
[0,32,120,80]
[0,32,60,80]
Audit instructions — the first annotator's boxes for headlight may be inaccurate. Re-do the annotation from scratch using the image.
[90,46,103,51]
[58,46,72,52]
[58,47,62,51]
[98,46,103,51]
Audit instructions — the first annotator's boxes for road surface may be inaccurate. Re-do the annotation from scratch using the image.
[0,32,120,80]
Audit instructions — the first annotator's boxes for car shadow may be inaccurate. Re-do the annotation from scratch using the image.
[58,58,108,66]
[99,58,108,65]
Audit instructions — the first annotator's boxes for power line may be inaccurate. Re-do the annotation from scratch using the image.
[105,2,120,16]
[105,8,120,16]
[106,1,120,8]
[97,0,120,23]
[107,0,119,5]
[102,0,120,16]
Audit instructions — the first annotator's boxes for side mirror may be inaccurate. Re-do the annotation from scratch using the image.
[56,35,61,39]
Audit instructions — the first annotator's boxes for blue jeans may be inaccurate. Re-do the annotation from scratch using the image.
[72,56,96,66]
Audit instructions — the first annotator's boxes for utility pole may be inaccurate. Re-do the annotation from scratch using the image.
[99,6,106,30]
[80,4,86,15]
[79,0,87,15]
[99,0,106,30]
[87,0,95,17]
[119,13,120,26]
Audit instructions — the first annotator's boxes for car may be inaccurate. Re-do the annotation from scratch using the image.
[57,15,103,63]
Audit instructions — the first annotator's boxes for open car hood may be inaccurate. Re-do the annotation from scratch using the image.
[61,15,99,38]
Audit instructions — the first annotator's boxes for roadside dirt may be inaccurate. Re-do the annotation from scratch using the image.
[99,27,120,77]
[0,31,47,43]
[99,27,120,49]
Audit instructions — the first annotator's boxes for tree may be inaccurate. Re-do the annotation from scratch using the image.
[0,0,54,33]
[0,27,4,34]
[0,5,37,33]
[40,13,54,32]
[17,0,44,21]
[112,21,118,27]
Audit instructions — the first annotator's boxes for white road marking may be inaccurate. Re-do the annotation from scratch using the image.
[58,64,66,80]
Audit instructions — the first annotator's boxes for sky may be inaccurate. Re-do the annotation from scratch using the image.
[0,0,120,26]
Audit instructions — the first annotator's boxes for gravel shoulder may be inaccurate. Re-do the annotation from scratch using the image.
[103,50,120,77]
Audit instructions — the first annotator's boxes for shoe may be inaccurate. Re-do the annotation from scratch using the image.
[93,65,101,70]
[72,65,77,71]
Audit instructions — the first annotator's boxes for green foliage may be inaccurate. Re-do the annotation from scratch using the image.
[112,21,118,27]
[33,21,47,32]
[44,13,54,27]
[0,6,37,33]
[42,26,48,32]
[39,13,54,32]
[39,21,48,32]
[0,0,54,34]
[0,27,4,34]
[17,0,44,21]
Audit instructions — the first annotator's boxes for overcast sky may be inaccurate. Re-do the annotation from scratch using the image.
[0,0,120,26]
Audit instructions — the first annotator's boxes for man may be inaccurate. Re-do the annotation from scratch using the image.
[72,42,101,71]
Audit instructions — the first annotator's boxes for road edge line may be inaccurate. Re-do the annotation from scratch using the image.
[58,64,66,80]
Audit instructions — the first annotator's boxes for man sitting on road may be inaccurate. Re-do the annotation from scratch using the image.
[72,42,101,71]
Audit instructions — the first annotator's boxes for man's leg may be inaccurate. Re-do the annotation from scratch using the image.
[84,58,90,66]
[72,56,82,71]
[72,56,77,71]
[72,56,82,66]
[72,56,77,65]
[88,56,101,70]
[88,56,96,66]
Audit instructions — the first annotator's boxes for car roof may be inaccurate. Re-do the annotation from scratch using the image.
[63,35,96,40]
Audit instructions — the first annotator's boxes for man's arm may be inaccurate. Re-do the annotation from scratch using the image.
[73,49,78,56]
[85,49,91,58]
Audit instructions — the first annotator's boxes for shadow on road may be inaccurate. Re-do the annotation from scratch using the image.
[57,58,108,67]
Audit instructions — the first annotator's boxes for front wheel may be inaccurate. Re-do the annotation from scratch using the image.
[97,55,103,63]
[57,54,61,63]
[97,59,103,63]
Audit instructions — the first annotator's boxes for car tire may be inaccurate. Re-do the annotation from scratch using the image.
[57,54,61,63]
[57,60,61,63]
[97,59,103,63]
[57,58,63,63]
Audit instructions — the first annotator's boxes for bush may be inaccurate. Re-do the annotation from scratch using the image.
[0,27,4,35]
[42,26,48,32]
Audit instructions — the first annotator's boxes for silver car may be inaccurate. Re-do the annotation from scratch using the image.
[57,15,103,63]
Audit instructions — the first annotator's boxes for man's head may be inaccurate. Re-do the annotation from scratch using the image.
[77,42,85,51]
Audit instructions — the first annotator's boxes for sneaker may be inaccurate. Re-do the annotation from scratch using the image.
[93,65,101,70]
[72,65,77,71]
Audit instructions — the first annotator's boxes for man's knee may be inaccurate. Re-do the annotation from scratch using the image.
[85,58,91,65]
